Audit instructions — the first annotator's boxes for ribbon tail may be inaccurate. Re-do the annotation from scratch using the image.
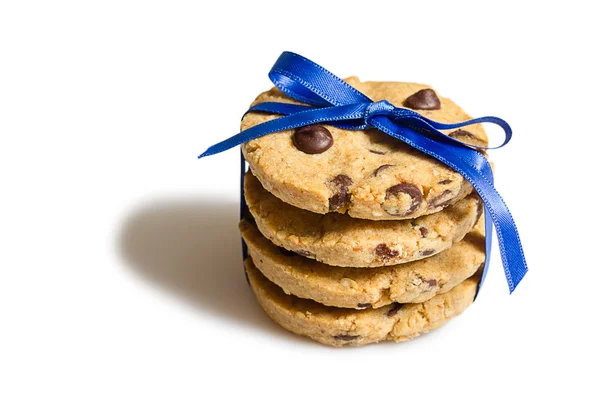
[373,117,528,292]
[198,103,369,158]
[473,209,494,298]
[269,51,372,107]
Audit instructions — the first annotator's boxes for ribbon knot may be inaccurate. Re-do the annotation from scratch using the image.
[198,51,528,294]
[363,100,396,126]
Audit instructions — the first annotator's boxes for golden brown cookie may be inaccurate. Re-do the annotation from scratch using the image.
[240,216,485,308]
[244,171,482,268]
[246,258,479,347]
[241,78,488,220]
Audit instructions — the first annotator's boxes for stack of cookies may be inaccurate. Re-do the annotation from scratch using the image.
[239,78,487,347]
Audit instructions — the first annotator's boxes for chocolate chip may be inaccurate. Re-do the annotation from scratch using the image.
[429,190,454,209]
[295,249,315,258]
[278,247,297,257]
[357,303,372,308]
[331,174,352,188]
[383,183,423,216]
[386,303,404,317]
[425,279,437,287]
[375,244,399,261]
[334,334,359,341]
[328,174,353,211]
[328,193,348,211]
[415,272,436,287]
[404,89,441,110]
[293,125,333,154]
[449,129,479,142]
[419,226,429,237]
[438,179,453,185]
[369,149,386,155]
[373,164,394,176]
[420,249,435,257]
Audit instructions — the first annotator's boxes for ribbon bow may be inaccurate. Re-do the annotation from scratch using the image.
[199,51,528,293]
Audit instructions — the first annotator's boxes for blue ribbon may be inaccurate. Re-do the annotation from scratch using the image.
[199,51,528,293]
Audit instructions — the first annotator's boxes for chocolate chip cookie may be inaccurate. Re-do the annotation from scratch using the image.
[241,77,488,220]
[246,258,479,347]
[244,171,482,268]
[240,216,484,308]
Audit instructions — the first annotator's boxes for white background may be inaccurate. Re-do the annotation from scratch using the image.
[1,1,599,417]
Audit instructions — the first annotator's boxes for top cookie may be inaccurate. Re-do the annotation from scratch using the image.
[241,78,488,220]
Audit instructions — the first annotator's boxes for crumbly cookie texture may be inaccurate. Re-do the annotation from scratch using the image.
[246,258,479,347]
[244,171,482,268]
[241,77,488,220]
[240,216,484,308]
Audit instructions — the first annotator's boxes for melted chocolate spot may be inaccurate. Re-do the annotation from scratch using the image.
[429,190,454,209]
[373,164,394,176]
[293,125,334,154]
[425,279,438,287]
[369,149,387,155]
[419,226,429,237]
[331,174,352,188]
[438,179,453,185]
[420,249,436,257]
[384,183,423,216]
[328,174,353,211]
[357,303,372,308]
[386,303,404,317]
[329,193,349,211]
[404,89,441,110]
[375,244,400,261]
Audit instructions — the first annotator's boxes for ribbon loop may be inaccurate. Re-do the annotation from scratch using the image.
[199,52,528,293]
[269,51,372,107]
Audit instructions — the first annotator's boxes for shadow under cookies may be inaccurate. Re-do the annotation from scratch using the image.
[116,197,448,349]
[118,197,292,336]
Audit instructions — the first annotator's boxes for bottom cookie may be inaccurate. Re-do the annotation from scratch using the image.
[246,258,479,347]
